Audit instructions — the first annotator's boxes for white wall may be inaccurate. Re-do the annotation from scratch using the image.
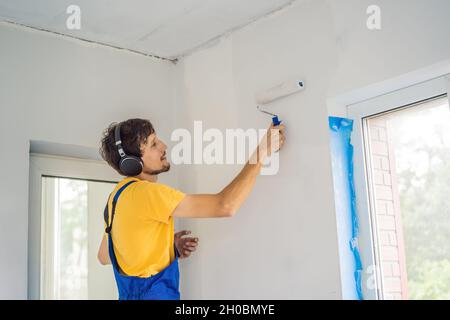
[328,0,450,115]
[175,0,450,299]
[0,22,178,299]
[175,0,341,299]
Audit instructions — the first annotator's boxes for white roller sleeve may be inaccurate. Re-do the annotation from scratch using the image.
[255,78,305,105]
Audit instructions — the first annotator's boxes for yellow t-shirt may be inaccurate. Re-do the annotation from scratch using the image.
[105,177,185,277]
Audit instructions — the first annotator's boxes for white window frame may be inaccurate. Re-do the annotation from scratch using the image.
[346,75,450,299]
[28,154,121,299]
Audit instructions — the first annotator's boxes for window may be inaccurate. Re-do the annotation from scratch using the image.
[28,154,121,299]
[348,75,450,299]
[41,176,116,299]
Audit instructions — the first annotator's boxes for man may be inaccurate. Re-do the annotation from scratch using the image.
[98,118,285,300]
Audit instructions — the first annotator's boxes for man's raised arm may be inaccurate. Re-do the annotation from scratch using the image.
[173,124,285,219]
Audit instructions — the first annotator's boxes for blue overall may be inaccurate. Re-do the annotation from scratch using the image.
[103,180,181,300]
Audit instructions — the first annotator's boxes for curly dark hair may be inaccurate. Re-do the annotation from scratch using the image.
[99,118,155,176]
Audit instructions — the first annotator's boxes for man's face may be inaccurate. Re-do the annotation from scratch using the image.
[140,132,170,175]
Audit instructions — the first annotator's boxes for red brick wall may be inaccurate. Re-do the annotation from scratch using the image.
[368,117,408,299]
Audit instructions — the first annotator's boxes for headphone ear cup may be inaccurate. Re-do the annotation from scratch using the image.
[119,155,143,176]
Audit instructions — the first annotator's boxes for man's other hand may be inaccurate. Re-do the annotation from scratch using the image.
[174,230,199,259]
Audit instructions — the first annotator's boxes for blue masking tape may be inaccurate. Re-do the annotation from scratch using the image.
[329,116,363,300]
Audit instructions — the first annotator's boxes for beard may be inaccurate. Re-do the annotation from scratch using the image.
[145,162,170,175]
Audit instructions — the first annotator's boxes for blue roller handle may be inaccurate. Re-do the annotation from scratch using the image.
[272,116,282,126]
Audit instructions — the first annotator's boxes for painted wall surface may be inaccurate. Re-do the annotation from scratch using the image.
[175,0,450,299]
[1,0,450,299]
[0,22,178,299]
[175,0,341,299]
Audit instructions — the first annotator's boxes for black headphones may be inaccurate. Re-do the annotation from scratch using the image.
[115,123,144,176]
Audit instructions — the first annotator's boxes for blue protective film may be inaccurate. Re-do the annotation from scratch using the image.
[329,116,363,300]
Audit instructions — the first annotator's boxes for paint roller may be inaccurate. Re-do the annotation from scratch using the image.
[256,78,305,125]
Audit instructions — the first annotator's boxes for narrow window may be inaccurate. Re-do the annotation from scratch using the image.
[41,176,116,299]
[363,95,450,299]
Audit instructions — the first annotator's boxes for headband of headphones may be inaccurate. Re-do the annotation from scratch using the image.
[114,123,126,158]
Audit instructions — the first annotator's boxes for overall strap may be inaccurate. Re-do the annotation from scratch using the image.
[104,180,137,234]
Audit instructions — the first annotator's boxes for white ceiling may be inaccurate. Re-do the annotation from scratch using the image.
[0,0,295,60]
